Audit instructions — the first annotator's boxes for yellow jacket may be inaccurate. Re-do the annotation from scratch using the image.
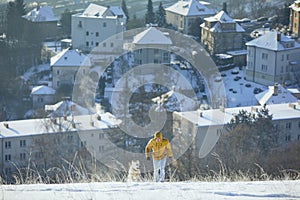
[145,132,173,160]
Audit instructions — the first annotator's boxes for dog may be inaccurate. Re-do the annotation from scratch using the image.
[127,160,141,182]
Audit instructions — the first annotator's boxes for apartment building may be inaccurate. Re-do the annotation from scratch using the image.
[289,0,300,38]
[71,3,126,52]
[165,0,215,35]
[0,112,121,180]
[246,31,300,86]
[173,102,300,159]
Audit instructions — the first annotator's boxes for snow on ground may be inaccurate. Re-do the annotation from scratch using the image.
[1,180,299,200]
[213,67,268,108]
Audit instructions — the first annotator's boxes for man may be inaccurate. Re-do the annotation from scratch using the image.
[145,131,173,182]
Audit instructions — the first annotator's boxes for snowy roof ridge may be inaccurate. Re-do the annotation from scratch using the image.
[50,48,91,67]
[133,27,172,45]
[23,5,57,22]
[80,3,126,19]
[31,85,56,95]
[246,31,299,51]
[165,0,215,17]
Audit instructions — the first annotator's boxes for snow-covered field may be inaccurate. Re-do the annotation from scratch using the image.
[1,180,299,200]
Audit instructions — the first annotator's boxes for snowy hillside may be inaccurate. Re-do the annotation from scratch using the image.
[1,180,300,200]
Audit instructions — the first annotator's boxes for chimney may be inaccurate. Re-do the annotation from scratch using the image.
[3,123,9,129]
[277,33,281,41]
[222,2,227,13]
[273,83,279,96]
[289,103,296,109]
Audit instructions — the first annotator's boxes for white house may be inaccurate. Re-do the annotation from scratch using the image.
[71,3,126,52]
[165,0,215,35]
[246,31,300,86]
[31,85,56,109]
[132,27,172,66]
[50,47,91,89]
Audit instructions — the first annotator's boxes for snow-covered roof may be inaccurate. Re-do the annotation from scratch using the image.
[79,3,126,19]
[175,103,300,127]
[23,5,57,22]
[246,31,300,51]
[290,1,300,12]
[201,10,245,33]
[0,112,121,138]
[82,3,108,17]
[45,99,90,117]
[50,48,91,67]
[165,0,215,17]
[255,84,298,105]
[31,85,56,95]
[133,27,172,45]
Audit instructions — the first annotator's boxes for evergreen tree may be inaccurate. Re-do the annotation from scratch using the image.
[6,0,26,40]
[155,2,166,27]
[121,0,129,22]
[145,0,155,25]
[60,9,74,37]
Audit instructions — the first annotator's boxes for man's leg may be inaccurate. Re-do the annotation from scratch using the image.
[159,157,167,182]
[153,159,160,182]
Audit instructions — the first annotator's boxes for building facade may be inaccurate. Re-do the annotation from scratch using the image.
[50,47,91,89]
[246,31,300,86]
[132,27,172,66]
[200,10,245,55]
[31,85,56,109]
[173,102,300,159]
[71,3,126,52]
[289,0,300,38]
[165,0,215,35]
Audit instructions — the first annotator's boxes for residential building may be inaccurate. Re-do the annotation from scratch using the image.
[173,102,300,159]
[50,47,91,89]
[165,0,215,35]
[31,85,56,109]
[246,31,300,86]
[289,0,300,38]
[255,83,298,105]
[131,27,172,66]
[22,5,58,40]
[71,3,126,52]
[200,10,245,55]
[0,112,121,180]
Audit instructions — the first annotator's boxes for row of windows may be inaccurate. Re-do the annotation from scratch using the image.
[86,41,114,48]
[4,140,26,149]
[78,21,107,28]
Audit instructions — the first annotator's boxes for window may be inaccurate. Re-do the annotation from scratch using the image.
[96,42,99,46]
[110,43,114,48]
[96,32,99,37]
[5,168,11,175]
[86,41,89,47]
[5,141,11,149]
[261,64,268,72]
[57,81,60,87]
[99,133,104,139]
[262,53,268,60]
[20,153,26,160]
[281,55,284,61]
[86,31,89,36]
[103,22,107,27]
[163,52,169,61]
[57,70,60,75]
[298,134,300,141]
[81,141,87,148]
[285,135,291,142]
[286,122,291,129]
[78,21,82,28]
[103,42,106,47]
[286,54,289,60]
[99,145,104,152]
[67,135,73,142]
[298,121,300,128]
[286,65,289,72]
[5,154,11,162]
[20,140,26,147]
